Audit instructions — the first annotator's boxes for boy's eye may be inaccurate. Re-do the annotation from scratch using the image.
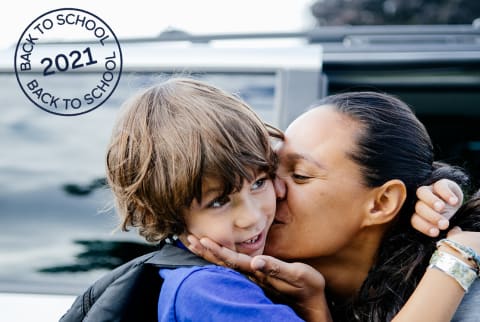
[207,195,230,209]
[252,177,267,190]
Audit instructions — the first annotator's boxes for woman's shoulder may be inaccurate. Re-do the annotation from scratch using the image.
[452,281,480,322]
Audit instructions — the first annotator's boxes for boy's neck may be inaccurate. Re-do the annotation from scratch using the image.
[176,235,189,249]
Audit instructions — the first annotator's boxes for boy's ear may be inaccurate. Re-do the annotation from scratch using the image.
[362,179,407,227]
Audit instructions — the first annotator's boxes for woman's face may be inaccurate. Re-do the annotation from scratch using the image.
[265,106,373,261]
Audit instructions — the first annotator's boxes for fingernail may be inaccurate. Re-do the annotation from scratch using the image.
[438,219,449,230]
[199,239,211,250]
[252,258,266,270]
[429,227,439,236]
[434,201,444,211]
[449,196,458,205]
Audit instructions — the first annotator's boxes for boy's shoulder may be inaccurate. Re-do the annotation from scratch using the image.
[60,243,210,322]
[159,262,246,287]
[158,259,304,322]
[145,242,211,267]
[158,265,256,321]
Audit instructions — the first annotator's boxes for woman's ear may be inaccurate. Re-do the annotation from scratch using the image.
[362,179,407,227]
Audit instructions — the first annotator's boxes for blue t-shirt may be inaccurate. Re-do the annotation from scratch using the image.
[158,265,305,322]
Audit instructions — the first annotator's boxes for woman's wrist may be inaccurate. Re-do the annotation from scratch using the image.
[428,238,479,293]
[295,294,333,322]
[428,250,478,292]
[437,238,480,270]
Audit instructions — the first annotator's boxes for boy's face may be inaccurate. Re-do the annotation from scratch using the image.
[182,173,276,257]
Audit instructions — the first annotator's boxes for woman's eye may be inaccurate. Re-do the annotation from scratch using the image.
[252,177,267,190]
[292,173,310,181]
[207,196,230,209]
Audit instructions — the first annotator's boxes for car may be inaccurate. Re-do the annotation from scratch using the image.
[1,22,479,321]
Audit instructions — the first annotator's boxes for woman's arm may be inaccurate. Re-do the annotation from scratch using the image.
[393,227,479,322]
[392,267,464,322]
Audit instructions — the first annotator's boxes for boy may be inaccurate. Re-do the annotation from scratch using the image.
[105,78,326,321]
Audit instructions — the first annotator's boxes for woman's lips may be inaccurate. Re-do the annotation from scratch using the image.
[273,204,289,225]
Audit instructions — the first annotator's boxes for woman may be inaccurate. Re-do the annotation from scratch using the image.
[189,91,479,321]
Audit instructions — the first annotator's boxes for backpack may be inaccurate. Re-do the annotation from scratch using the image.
[59,243,210,322]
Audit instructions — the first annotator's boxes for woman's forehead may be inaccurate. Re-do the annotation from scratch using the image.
[285,108,356,148]
[278,108,362,172]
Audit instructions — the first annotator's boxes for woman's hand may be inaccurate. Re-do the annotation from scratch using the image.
[249,255,332,322]
[412,179,463,237]
[186,235,254,272]
[186,235,332,322]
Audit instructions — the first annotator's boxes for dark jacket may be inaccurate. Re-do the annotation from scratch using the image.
[60,243,210,322]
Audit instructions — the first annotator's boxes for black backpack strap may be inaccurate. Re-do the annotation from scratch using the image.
[60,243,210,322]
[145,243,211,267]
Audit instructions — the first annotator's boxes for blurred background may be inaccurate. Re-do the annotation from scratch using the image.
[310,0,480,25]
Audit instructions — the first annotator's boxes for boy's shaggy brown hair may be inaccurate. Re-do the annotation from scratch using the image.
[106,78,282,242]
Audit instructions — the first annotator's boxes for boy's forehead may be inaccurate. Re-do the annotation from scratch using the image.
[200,168,257,194]
[201,177,224,196]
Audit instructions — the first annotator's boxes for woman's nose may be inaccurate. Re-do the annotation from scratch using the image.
[274,176,286,200]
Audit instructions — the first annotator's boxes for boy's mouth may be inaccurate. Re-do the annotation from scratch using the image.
[236,231,266,255]
[243,234,260,244]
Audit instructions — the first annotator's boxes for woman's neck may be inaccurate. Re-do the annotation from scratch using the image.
[304,226,385,299]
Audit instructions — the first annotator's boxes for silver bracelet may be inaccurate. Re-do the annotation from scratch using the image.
[428,250,478,292]
[437,238,480,272]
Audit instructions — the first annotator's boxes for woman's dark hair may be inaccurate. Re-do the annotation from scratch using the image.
[317,92,476,321]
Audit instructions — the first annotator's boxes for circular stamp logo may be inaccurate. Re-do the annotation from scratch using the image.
[14,8,122,116]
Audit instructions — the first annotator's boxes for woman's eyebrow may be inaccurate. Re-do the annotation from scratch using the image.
[286,152,326,170]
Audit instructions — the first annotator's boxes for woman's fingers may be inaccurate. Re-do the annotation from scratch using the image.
[186,235,253,272]
[251,255,325,292]
[199,237,253,271]
[186,235,223,265]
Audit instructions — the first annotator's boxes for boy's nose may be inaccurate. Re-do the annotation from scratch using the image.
[236,201,263,229]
